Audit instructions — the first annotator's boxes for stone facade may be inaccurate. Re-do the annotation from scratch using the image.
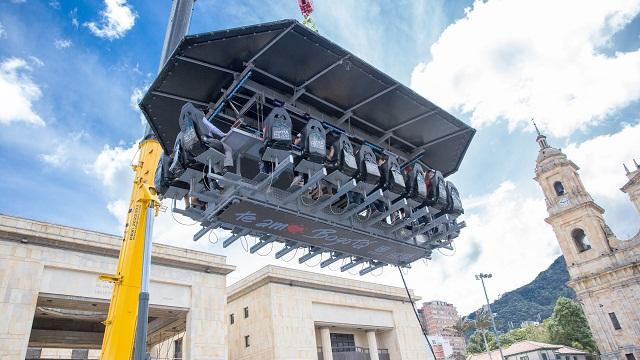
[226,265,432,360]
[0,214,234,360]
[533,131,640,360]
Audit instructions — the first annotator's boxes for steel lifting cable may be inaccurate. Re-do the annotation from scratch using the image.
[397,266,437,360]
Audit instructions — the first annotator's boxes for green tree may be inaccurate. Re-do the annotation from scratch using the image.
[499,322,550,347]
[547,297,598,354]
[467,330,497,354]
[467,310,498,354]
[445,316,473,357]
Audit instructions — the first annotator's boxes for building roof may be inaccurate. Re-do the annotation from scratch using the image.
[0,213,235,275]
[227,265,419,303]
[557,346,589,355]
[468,341,565,360]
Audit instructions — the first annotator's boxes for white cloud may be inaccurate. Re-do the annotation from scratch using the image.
[54,39,72,49]
[130,85,148,126]
[49,0,60,9]
[0,22,6,39]
[11,0,26,3]
[411,0,640,137]
[85,0,136,40]
[0,57,44,126]
[88,142,138,189]
[564,122,640,237]
[401,181,560,313]
[39,131,88,168]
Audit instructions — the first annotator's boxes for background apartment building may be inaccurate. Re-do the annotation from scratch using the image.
[418,301,466,359]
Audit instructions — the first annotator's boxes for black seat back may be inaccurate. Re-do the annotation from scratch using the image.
[356,144,380,185]
[445,181,464,216]
[264,107,292,150]
[332,134,357,177]
[404,164,427,203]
[168,133,187,178]
[426,170,448,211]
[154,153,172,195]
[380,154,405,194]
[179,103,209,158]
[301,119,326,163]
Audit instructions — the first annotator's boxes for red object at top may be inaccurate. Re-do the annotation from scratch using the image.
[298,0,314,18]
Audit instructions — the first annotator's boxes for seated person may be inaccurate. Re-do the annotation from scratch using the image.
[179,102,233,175]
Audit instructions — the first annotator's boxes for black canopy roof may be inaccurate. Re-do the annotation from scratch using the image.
[140,19,474,176]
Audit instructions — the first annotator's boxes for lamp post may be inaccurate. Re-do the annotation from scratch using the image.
[475,273,505,360]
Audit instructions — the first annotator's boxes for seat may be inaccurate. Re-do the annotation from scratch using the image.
[179,102,210,159]
[444,181,464,216]
[261,106,293,163]
[355,144,380,186]
[379,154,405,196]
[425,170,448,212]
[154,135,189,199]
[294,119,326,174]
[403,164,427,204]
[332,133,358,178]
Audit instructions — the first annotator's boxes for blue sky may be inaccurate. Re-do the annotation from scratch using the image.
[1,0,639,314]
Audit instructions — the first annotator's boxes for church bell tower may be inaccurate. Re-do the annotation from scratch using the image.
[532,124,614,269]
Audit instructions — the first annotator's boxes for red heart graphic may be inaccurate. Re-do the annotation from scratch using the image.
[287,224,305,234]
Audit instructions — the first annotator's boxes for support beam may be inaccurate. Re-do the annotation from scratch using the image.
[411,128,474,156]
[382,109,439,135]
[298,247,322,264]
[360,262,384,276]
[222,229,250,248]
[346,84,399,112]
[250,235,276,254]
[275,241,299,259]
[283,168,327,204]
[246,24,295,64]
[298,55,350,89]
[176,56,236,74]
[340,257,366,272]
[320,253,348,268]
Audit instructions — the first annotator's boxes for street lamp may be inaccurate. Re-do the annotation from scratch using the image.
[475,273,505,360]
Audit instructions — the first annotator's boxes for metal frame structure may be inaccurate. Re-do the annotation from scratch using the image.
[141,19,473,273]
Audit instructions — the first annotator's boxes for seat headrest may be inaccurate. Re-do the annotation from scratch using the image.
[303,119,326,156]
[264,107,292,142]
[357,144,377,164]
[179,102,208,138]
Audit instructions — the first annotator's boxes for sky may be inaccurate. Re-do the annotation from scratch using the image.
[1,0,639,316]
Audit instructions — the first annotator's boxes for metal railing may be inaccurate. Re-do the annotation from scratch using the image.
[316,347,390,360]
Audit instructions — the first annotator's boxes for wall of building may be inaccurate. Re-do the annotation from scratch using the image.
[227,266,431,360]
[0,215,233,360]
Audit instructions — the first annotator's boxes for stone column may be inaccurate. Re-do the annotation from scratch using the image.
[0,242,44,360]
[367,330,380,360]
[183,274,227,360]
[320,327,334,360]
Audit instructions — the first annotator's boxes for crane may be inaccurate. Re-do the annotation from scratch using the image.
[98,1,314,358]
[298,0,318,32]
[98,1,196,359]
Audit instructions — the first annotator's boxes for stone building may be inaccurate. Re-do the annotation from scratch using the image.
[0,214,430,360]
[0,214,234,360]
[226,265,430,360]
[532,128,640,360]
[418,301,465,358]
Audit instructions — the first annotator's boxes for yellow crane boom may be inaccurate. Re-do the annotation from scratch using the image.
[99,138,161,360]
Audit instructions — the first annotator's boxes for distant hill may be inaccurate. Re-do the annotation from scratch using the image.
[466,256,575,333]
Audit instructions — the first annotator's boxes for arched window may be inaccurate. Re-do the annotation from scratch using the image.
[571,228,591,252]
[553,181,565,196]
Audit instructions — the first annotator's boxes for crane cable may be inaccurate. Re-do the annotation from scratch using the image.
[397,266,437,360]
